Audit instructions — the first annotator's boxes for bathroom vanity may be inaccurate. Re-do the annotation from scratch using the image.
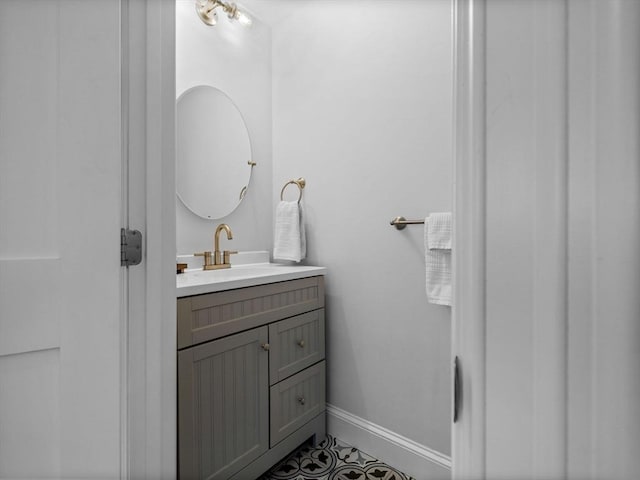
[177,264,326,480]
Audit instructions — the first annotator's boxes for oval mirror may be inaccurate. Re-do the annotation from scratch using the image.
[177,85,253,219]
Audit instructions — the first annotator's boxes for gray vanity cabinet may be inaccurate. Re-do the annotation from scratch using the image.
[178,276,326,480]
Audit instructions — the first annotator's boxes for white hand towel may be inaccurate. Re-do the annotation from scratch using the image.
[273,200,306,263]
[427,212,452,250]
[425,212,452,306]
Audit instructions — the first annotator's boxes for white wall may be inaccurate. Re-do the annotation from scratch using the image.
[176,0,454,474]
[176,0,272,255]
[271,0,453,471]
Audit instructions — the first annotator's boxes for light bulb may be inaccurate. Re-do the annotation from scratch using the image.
[235,10,252,27]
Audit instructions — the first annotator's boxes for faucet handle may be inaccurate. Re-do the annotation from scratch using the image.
[194,251,213,267]
[223,250,238,265]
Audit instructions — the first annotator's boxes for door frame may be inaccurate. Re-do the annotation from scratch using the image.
[123,0,177,478]
[124,0,492,477]
[451,0,486,478]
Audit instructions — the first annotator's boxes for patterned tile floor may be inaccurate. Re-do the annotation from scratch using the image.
[259,435,415,480]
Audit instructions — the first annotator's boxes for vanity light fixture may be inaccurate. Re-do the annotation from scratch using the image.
[196,0,252,27]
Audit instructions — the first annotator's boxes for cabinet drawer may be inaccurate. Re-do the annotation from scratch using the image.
[177,276,325,349]
[270,361,326,447]
[269,310,325,384]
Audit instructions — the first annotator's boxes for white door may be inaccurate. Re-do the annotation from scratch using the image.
[453,1,640,479]
[0,1,124,477]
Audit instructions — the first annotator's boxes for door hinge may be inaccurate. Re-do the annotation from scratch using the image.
[121,228,142,267]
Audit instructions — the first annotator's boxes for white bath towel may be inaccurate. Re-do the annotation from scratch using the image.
[273,200,306,263]
[425,212,452,306]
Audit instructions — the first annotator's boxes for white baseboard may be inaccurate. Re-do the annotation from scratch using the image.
[326,404,452,480]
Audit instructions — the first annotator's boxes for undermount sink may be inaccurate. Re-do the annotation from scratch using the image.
[176,251,326,297]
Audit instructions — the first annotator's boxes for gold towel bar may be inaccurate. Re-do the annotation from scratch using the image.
[390,216,425,230]
[280,177,306,203]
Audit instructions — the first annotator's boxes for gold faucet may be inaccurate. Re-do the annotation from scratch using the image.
[194,223,237,270]
[214,223,233,266]
[213,224,237,269]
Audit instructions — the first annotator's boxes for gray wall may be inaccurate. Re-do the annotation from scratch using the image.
[176,0,454,461]
[271,0,453,455]
[176,0,273,255]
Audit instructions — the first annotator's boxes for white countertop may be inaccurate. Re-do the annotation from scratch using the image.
[176,262,326,298]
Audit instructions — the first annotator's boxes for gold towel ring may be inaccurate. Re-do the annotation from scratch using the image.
[280,177,306,203]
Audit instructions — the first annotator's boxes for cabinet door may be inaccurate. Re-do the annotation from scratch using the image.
[178,327,269,480]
